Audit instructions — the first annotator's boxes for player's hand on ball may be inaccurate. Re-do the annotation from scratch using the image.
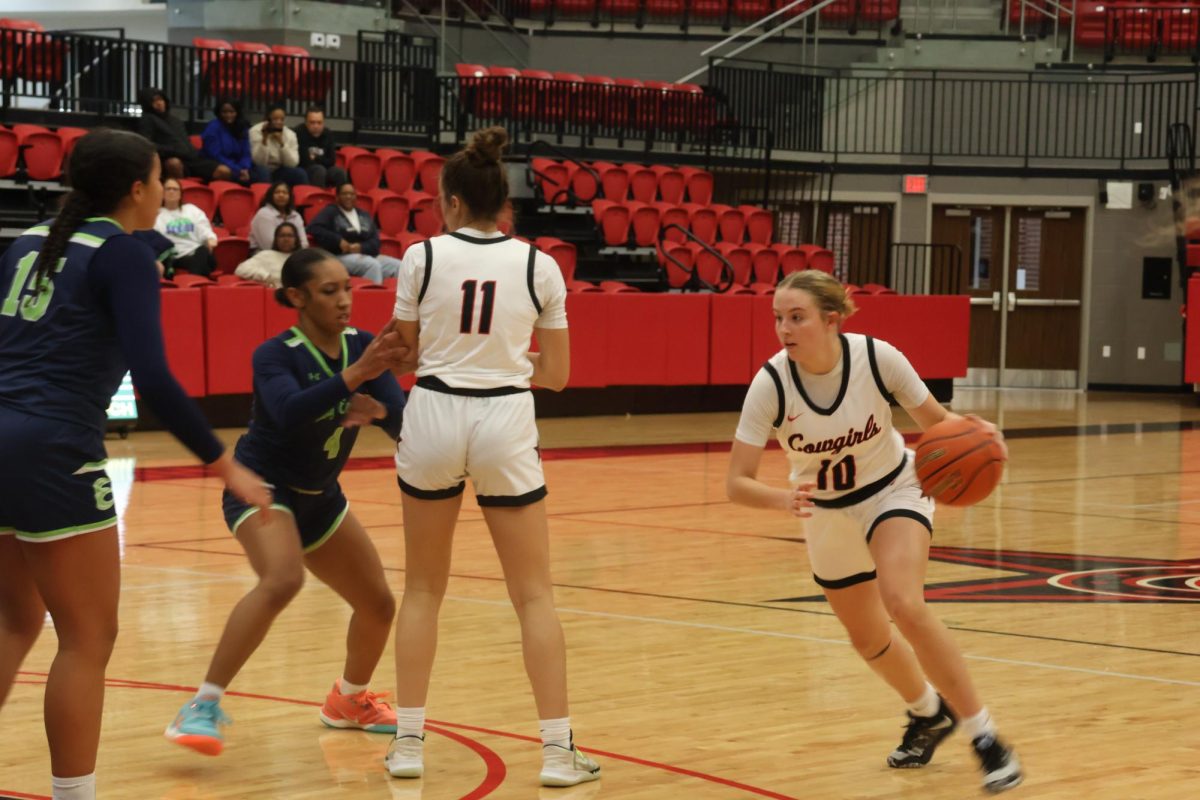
[785,482,817,518]
[343,392,387,428]
[964,413,1008,461]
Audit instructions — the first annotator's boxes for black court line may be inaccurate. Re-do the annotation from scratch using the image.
[1001,419,1200,440]
[131,542,1200,660]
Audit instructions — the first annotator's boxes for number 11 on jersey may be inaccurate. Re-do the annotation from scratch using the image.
[460,279,496,335]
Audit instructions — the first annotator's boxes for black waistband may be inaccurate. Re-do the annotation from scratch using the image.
[416,375,529,397]
[811,453,908,509]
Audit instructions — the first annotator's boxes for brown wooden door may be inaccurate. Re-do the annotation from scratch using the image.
[931,206,1005,379]
[1002,208,1085,386]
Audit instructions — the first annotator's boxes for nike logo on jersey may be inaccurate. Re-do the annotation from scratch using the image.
[786,414,883,456]
[786,413,802,421]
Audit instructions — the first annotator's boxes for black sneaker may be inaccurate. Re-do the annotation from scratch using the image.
[886,697,957,768]
[972,734,1024,793]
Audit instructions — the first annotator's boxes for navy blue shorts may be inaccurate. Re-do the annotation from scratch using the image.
[222,482,349,553]
[0,406,117,542]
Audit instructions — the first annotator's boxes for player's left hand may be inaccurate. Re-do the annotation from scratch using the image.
[342,392,387,428]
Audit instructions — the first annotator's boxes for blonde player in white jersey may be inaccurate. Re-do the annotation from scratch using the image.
[383,127,600,788]
[726,270,1023,794]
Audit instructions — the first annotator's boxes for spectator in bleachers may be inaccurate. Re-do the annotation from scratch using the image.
[308,182,401,284]
[294,105,348,189]
[155,177,218,277]
[250,104,308,188]
[201,98,269,186]
[137,88,228,182]
[249,181,309,253]
[234,222,301,287]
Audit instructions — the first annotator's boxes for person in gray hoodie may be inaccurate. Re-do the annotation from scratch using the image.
[136,87,229,182]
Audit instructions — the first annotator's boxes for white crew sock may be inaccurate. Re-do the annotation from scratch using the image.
[51,772,95,800]
[195,681,225,702]
[907,682,940,718]
[540,716,572,750]
[339,678,369,695]
[962,708,998,742]
[395,706,426,739]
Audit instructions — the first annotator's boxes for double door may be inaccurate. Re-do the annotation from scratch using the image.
[932,206,1086,388]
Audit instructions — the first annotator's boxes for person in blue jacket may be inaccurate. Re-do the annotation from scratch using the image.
[201,98,269,186]
[0,128,270,800]
[165,247,409,757]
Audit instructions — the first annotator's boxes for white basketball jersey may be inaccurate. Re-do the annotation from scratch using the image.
[762,334,907,504]
[393,229,567,390]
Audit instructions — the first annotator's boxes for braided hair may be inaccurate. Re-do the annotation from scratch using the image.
[35,129,157,287]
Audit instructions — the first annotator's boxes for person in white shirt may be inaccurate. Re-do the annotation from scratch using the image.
[249,182,308,253]
[307,183,402,285]
[726,269,1022,794]
[155,177,217,276]
[249,104,307,187]
[234,222,301,287]
[382,127,600,789]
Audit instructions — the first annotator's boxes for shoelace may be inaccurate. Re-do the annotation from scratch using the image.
[191,700,231,726]
[351,689,393,712]
[898,714,943,751]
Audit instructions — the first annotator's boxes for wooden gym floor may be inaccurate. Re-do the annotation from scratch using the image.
[3,389,1199,799]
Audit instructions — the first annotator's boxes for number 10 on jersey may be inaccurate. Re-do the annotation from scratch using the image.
[460,280,496,334]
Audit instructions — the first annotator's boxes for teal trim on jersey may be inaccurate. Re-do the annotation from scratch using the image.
[14,516,118,542]
[230,503,294,536]
[303,500,349,553]
[73,459,109,475]
[287,326,349,379]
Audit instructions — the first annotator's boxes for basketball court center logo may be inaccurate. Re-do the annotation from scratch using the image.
[775,546,1200,603]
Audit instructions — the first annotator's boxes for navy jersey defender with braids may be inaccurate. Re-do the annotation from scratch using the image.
[167,248,408,758]
[0,130,268,800]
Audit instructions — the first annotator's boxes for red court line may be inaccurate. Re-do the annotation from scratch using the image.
[11,673,800,800]
[0,791,49,799]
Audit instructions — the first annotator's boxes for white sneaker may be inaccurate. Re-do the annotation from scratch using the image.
[385,734,425,778]
[540,742,601,787]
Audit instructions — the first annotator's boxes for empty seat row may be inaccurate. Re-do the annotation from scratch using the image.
[0,123,86,181]
[533,158,713,206]
[456,64,717,131]
[0,18,68,84]
[1072,2,1200,53]
[593,199,774,248]
[660,241,832,291]
[511,0,899,25]
[192,38,334,102]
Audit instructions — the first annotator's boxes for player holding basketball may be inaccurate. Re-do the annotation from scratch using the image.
[383,127,600,787]
[0,129,270,800]
[165,248,407,755]
[726,270,1023,793]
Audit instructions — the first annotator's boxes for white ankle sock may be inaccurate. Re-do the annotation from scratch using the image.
[907,683,940,718]
[540,716,572,750]
[962,708,997,741]
[395,707,425,739]
[51,772,95,800]
[195,682,225,702]
[339,678,368,695]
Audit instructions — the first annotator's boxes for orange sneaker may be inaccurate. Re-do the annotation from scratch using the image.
[320,679,398,733]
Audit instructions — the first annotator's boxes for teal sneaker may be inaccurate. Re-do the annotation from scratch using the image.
[165,697,231,756]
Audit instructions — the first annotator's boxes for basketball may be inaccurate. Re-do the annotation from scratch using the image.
[914,416,1005,506]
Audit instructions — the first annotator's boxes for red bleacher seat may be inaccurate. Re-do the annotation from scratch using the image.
[248,182,271,209]
[796,244,835,273]
[625,164,658,203]
[741,205,773,244]
[269,44,333,103]
[570,163,601,203]
[660,241,695,289]
[406,190,443,236]
[182,185,217,219]
[712,203,745,243]
[193,37,245,97]
[651,165,686,204]
[12,123,62,180]
[56,126,87,163]
[346,150,382,193]
[293,186,335,223]
[681,203,718,245]
[747,242,781,284]
[0,128,18,178]
[211,182,255,232]
[592,199,632,246]
[212,237,250,275]
[1,19,68,84]
[654,202,690,242]
[679,166,714,205]
[771,242,807,276]
[379,150,417,193]
[716,242,753,286]
[531,157,572,205]
[593,161,629,201]
[628,200,662,247]
[411,151,445,195]
[373,190,410,236]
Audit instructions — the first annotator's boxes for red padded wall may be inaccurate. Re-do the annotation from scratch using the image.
[204,286,265,394]
[709,293,754,384]
[160,286,205,396]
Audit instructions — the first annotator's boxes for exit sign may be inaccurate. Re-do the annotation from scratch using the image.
[903,175,928,194]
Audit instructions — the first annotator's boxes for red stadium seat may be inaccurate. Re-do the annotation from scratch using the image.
[411,151,446,195]
[651,165,686,204]
[380,150,417,194]
[292,186,335,223]
[212,183,255,232]
[716,242,753,286]
[405,190,443,237]
[679,167,714,205]
[593,161,629,201]
[747,242,780,284]
[741,205,773,244]
[659,241,695,289]
[182,185,217,219]
[795,244,835,274]
[13,123,62,180]
[346,150,382,193]
[683,203,718,245]
[373,190,410,236]
[625,164,658,203]
[653,201,690,243]
[0,129,20,178]
[712,203,745,243]
[627,201,662,247]
[531,157,573,205]
[212,237,250,275]
[592,199,632,247]
[771,243,808,276]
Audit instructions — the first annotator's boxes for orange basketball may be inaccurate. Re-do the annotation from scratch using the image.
[914,417,1005,506]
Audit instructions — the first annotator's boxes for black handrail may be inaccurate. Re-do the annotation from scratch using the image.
[526,138,603,207]
[657,223,735,293]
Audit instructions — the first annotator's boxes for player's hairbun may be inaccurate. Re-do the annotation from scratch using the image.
[465,126,508,167]
[274,287,293,308]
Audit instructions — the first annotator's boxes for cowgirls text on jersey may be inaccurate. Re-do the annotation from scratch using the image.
[786,414,883,456]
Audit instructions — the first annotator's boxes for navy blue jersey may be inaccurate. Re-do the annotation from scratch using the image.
[0,217,222,461]
[235,325,405,492]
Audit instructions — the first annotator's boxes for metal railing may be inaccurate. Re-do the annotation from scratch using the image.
[709,57,1200,169]
[1102,6,1200,63]
[890,242,962,295]
[0,28,438,135]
